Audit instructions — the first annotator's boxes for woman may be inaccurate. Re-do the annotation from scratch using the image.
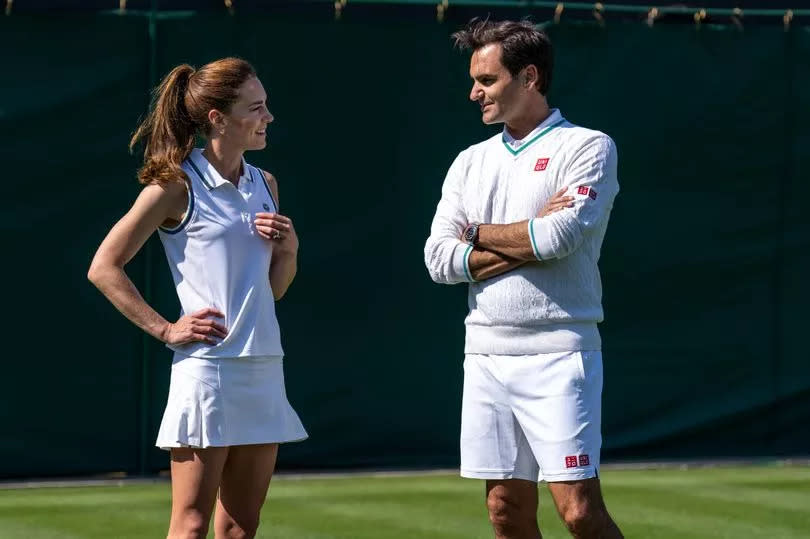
[88,57,307,539]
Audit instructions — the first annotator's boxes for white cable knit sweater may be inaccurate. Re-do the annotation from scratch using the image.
[424,110,619,354]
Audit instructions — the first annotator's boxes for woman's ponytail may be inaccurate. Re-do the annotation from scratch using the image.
[130,64,197,186]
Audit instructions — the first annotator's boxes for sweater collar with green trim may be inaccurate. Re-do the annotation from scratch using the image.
[501,109,565,156]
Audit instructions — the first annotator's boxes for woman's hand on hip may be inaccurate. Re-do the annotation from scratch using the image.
[161,307,227,345]
[254,212,299,255]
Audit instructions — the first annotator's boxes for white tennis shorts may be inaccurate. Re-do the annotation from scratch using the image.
[460,350,602,483]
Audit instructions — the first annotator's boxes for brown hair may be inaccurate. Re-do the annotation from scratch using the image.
[129,57,257,185]
[452,18,553,95]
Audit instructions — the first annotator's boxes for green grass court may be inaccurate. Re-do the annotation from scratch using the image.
[0,466,808,538]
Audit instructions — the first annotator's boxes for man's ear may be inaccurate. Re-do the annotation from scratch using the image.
[524,65,539,89]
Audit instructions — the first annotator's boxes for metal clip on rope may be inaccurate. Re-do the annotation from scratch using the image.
[731,7,743,30]
[694,8,707,27]
[437,0,448,23]
[646,7,659,27]
[593,2,605,26]
[554,3,564,24]
[335,0,347,21]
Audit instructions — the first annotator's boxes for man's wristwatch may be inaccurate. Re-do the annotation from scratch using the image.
[462,223,480,246]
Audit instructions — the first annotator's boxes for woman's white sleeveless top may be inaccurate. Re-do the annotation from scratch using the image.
[157,148,283,359]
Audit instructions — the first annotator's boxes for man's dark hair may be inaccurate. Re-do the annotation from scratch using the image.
[452,18,553,96]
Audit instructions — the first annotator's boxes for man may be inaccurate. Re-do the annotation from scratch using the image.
[424,19,623,539]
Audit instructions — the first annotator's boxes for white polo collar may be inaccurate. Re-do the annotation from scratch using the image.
[188,148,251,190]
[502,108,565,156]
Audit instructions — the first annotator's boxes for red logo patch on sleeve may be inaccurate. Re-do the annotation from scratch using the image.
[579,454,590,466]
[534,158,549,171]
[565,456,579,468]
[577,186,598,200]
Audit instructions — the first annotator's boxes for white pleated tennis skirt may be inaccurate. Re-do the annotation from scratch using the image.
[156,353,308,450]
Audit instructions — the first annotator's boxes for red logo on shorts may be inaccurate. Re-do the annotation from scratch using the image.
[577,186,598,200]
[565,455,590,468]
[534,158,549,171]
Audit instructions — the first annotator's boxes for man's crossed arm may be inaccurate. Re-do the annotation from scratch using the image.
[424,135,618,286]
[467,190,573,280]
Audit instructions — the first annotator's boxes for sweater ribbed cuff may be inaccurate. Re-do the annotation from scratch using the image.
[528,218,556,260]
[452,242,476,282]
[528,219,542,260]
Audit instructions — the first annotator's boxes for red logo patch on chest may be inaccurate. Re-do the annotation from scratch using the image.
[534,158,549,171]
